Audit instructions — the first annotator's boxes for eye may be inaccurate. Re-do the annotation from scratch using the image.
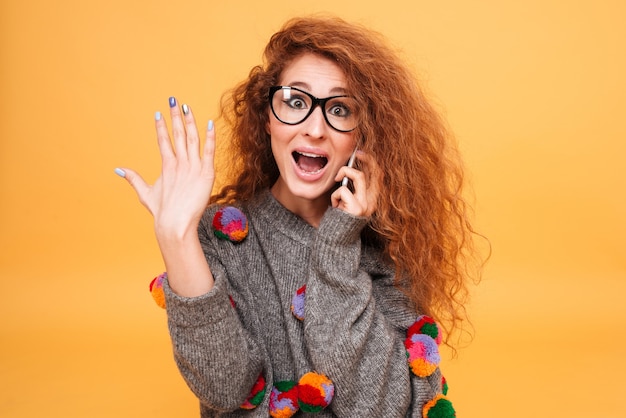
[328,102,351,118]
[285,95,309,110]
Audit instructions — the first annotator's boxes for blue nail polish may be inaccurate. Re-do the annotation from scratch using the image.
[208,120,214,131]
[169,97,176,107]
[114,168,126,178]
[155,111,162,121]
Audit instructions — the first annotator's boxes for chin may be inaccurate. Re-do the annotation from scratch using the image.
[284,177,334,202]
[294,184,333,201]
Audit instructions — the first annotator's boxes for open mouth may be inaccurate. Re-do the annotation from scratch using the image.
[292,151,328,174]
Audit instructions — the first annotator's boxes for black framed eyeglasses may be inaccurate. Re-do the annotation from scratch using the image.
[269,86,358,132]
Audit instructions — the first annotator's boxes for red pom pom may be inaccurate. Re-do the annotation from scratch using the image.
[240,374,266,409]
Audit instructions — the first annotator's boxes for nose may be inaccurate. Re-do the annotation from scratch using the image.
[303,105,329,139]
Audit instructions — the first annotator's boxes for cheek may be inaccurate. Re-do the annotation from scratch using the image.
[269,123,295,166]
[267,115,284,139]
[337,134,358,156]
[268,117,299,146]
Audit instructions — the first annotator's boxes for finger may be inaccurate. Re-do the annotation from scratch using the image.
[155,111,175,165]
[202,119,216,176]
[168,96,188,160]
[115,167,152,210]
[181,103,201,164]
[330,185,347,209]
[331,185,361,213]
[349,171,370,215]
[335,165,366,197]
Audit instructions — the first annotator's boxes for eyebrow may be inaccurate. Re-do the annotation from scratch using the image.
[287,81,348,95]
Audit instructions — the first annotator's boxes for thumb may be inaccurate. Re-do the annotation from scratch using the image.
[114,167,151,208]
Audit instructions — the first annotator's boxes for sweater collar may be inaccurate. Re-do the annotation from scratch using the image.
[247,189,318,245]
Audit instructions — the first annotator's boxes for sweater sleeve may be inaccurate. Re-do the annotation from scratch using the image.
[303,207,442,417]
[162,212,265,413]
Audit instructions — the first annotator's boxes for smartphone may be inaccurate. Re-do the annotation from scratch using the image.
[341,148,358,187]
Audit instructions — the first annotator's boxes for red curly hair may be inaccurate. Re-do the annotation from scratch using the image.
[213,16,483,346]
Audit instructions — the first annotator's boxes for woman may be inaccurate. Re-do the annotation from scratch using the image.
[116,16,479,417]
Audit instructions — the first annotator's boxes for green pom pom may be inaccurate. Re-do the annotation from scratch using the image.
[425,398,455,418]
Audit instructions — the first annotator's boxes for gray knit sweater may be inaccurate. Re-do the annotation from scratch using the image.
[163,190,442,417]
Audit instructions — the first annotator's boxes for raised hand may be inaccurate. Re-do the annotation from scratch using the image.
[118,97,215,240]
[115,97,216,296]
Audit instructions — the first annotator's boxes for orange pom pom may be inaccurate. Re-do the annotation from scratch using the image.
[149,272,167,309]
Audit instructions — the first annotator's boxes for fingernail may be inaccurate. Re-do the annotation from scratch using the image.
[182,104,189,115]
[155,111,162,121]
[114,168,126,178]
[169,97,176,107]
[208,120,214,131]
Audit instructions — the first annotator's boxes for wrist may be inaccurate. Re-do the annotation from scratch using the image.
[154,217,200,244]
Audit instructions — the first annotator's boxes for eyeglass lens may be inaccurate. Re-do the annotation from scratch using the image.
[270,86,357,132]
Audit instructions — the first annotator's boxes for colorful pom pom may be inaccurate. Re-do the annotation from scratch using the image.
[269,380,299,418]
[405,333,441,377]
[408,315,442,345]
[297,372,334,413]
[212,206,249,243]
[423,394,455,418]
[240,374,266,410]
[441,375,448,396]
[149,272,167,309]
[291,285,306,321]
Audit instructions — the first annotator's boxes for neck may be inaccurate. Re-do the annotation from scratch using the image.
[270,182,330,227]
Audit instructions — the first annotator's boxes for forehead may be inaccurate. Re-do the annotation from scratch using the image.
[278,53,347,94]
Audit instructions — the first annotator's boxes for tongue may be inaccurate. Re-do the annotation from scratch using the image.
[298,155,325,173]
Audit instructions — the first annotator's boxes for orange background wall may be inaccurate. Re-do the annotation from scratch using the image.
[1,0,625,416]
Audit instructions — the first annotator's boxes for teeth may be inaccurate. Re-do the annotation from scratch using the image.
[298,151,324,158]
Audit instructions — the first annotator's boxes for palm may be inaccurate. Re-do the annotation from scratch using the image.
[121,101,216,239]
